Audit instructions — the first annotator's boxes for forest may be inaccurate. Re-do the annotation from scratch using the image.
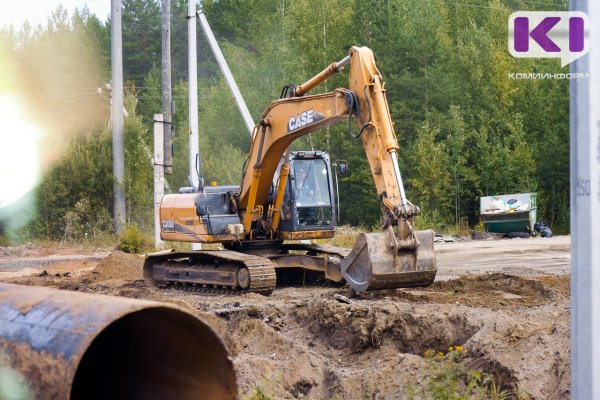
[0,0,570,243]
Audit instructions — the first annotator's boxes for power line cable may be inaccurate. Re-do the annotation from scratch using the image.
[30,87,100,97]
[436,1,509,11]
[509,0,566,8]
[436,0,565,12]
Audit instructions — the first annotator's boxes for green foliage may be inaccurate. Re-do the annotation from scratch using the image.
[63,198,112,242]
[118,224,148,253]
[123,87,154,228]
[243,386,273,400]
[409,120,453,222]
[34,131,114,240]
[407,347,510,400]
[413,209,449,234]
[121,0,161,84]
[337,157,381,226]
[21,88,154,241]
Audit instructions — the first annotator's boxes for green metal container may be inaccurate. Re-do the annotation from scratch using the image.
[480,193,537,234]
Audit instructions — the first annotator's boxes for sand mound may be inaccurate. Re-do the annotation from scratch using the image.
[425,273,570,308]
[433,273,566,297]
[87,251,144,283]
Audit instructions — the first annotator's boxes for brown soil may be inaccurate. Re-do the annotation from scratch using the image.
[0,339,75,399]
[0,236,571,399]
[390,272,570,309]
[85,251,144,284]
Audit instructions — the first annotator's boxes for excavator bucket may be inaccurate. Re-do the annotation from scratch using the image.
[340,229,436,292]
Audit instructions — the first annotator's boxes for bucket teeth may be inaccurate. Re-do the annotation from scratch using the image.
[340,229,436,292]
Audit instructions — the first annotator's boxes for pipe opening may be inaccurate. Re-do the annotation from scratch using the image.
[70,307,237,400]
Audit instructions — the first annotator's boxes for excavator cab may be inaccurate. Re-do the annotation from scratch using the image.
[276,151,336,239]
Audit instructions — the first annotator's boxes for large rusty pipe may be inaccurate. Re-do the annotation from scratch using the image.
[0,283,237,399]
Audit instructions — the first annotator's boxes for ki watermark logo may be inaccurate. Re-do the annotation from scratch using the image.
[508,11,590,68]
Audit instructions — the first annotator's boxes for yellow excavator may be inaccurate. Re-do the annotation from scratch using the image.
[144,46,436,295]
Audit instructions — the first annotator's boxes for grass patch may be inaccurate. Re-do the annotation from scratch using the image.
[314,225,365,248]
[407,347,510,400]
[443,217,471,238]
[118,224,152,254]
[243,386,274,400]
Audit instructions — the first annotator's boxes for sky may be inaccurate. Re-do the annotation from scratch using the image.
[0,0,111,29]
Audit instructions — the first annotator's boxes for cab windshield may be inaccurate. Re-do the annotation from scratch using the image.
[293,159,332,227]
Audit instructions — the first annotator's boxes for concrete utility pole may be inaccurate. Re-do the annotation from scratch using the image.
[161,0,173,175]
[188,0,200,191]
[111,0,126,234]
[188,0,202,252]
[153,114,164,249]
[570,1,599,398]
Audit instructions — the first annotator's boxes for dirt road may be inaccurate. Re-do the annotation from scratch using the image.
[0,236,571,399]
[436,235,570,279]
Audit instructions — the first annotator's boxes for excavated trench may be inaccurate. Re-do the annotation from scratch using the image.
[293,300,481,354]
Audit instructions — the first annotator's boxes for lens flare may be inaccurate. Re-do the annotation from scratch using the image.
[0,95,42,210]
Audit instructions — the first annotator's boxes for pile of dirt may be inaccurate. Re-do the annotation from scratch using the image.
[425,273,569,308]
[85,251,144,285]
[4,251,145,292]
[432,272,568,298]
[360,273,570,309]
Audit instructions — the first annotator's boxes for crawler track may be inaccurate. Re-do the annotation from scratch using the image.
[144,250,277,295]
